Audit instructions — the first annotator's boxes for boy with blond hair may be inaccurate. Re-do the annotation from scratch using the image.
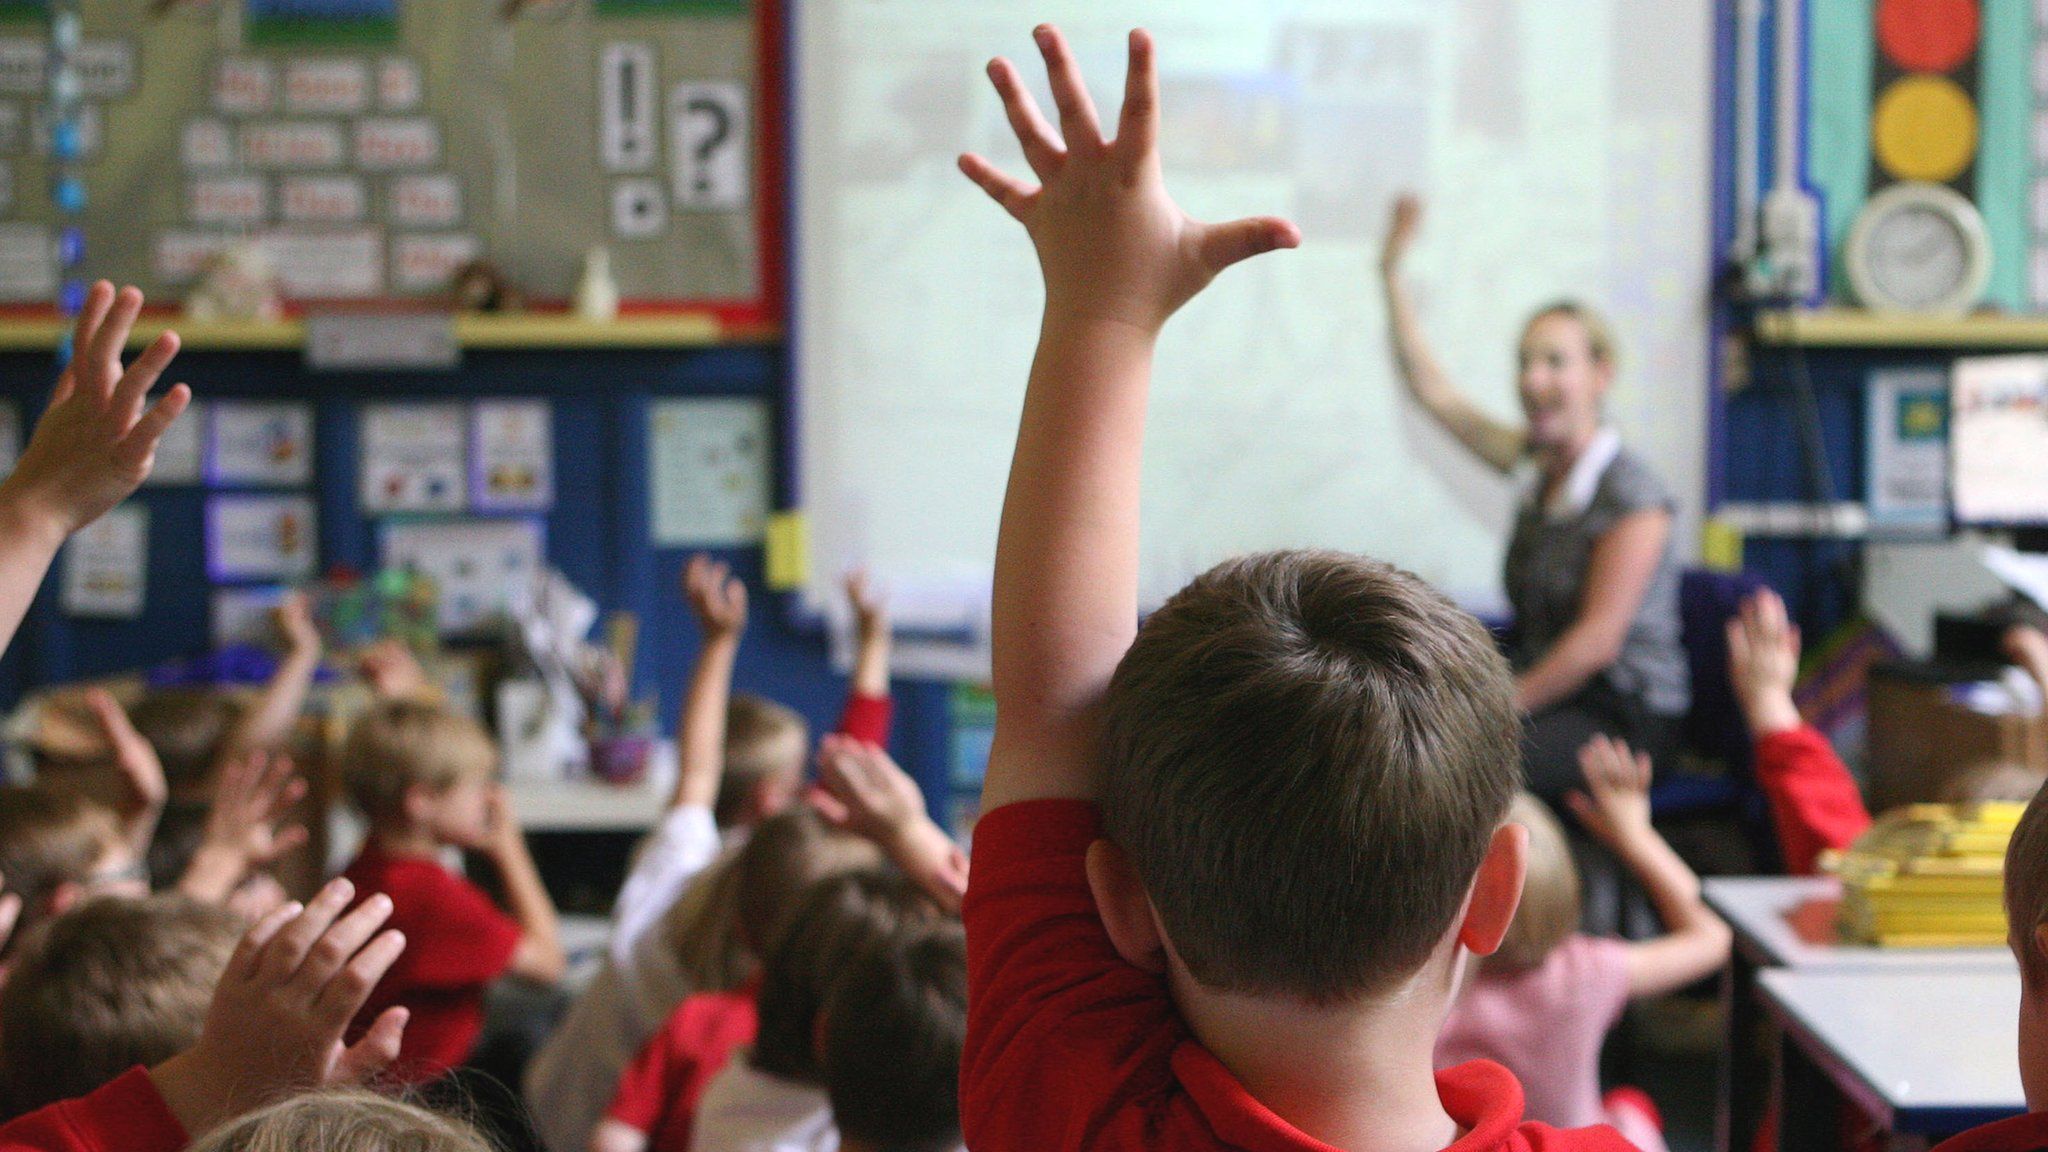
[956,26,1632,1150]
[338,699,565,1085]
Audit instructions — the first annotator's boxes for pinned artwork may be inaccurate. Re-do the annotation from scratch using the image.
[187,175,269,226]
[279,174,369,224]
[600,42,658,172]
[206,494,317,583]
[471,399,553,512]
[283,57,372,116]
[668,82,749,211]
[391,233,481,293]
[649,397,770,545]
[214,58,278,116]
[181,119,236,170]
[207,401,314,487]
[611,178,667,238]
[62,504,147,618]
[381,517,546,635]
[377,56,423,111]
[361,402,467,513]
[240,121,347,169]
[354,117,439,170]
[389,172,461,227]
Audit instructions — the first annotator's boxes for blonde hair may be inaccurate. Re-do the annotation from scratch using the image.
[1491,793,1581,972]
[2007,786,2048,985]
[663,807,881,993]
[341,701,497,824]
[1523,300,1618,370]
[188,1089,491,1152]
[718,695,809,825]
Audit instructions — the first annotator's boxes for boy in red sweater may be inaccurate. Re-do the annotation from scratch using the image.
[955,26,1633,1151]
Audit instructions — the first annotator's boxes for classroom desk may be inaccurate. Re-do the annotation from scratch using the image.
[506,741,678,833]
[1704,877,2010,1152]
[1760,967,2023,1144]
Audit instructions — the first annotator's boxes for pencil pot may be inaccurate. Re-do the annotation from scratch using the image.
[588,735,653,785]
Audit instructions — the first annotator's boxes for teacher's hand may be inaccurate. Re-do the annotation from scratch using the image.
[1380,192,1422,278]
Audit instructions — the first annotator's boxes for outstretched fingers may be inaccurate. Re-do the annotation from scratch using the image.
[1115,29,1158,164]
[118,383,192,470]
[1194,216,1303,274]
[111,330,181,423]
[958,153,1035,221]
[1033,25,1103,153]
[84,286,143,393]
[986,57,1062,177]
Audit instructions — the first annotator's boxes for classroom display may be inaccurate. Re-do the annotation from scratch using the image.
[1950,353,2048,527]
[1833,801,2019,947]
[0,1,760,305]
[796,1,1711,633]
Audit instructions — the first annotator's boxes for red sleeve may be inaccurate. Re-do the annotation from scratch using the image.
[1754,725,1872,876]
[606,1011,684,1132]
[834,692,893,747]
[959,800,1183,1152]
[390,871,523,990]
[0,1068,186,1152]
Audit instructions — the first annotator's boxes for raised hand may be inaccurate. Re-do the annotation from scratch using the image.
[1380,193,1422,277]
[958,26,1299,334]
[1726,588,1803,737]
[684,554,747,641]
[357,639,427,701]
[844,569,887,644]
[273,591,323,656]
[149,878,409,1139]
[814,734,967,911]
[1567,734,1655,851]
[85,687,167,853]
[180,750,310,905]
[3,283,190,539]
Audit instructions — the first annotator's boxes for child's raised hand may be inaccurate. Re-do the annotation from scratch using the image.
[273,592,322,656]
[1726,588,1802,736]
[151,878,409,1138]
[202,751,309,869]
[1567,734,1655,850]
[1,283,190,541]
[684,554,747,640]
[814,734,926,846]
[844,569,887,643]
[86,687,167,844]
[357,639,428,701]
[1380,193,1423,277]
[959,27,1298,334]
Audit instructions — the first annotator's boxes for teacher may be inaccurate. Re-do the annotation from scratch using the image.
[1378,194,1688,801]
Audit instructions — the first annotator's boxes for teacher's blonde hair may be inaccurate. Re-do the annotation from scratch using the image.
[1524,300,1619,370]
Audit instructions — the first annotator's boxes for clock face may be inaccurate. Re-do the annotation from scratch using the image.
[1868,204,1969,311]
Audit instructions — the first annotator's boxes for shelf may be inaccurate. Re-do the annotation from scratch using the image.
[1755,309,2048,349]
[0,312,777,353]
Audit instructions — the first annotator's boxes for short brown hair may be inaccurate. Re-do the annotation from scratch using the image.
[1101,550,1520,1001]
[0,788,125,945]
[189,1089,492,1152]
[2007,787,2048,985]
[824,923,967,1152]
[0,894,240,1113]
[341,701,497,824]
[718,695,809,825]
[129,688,240,793]
[664,806,882,992]
[1491,794,1579,972]
[752,869,942,1084]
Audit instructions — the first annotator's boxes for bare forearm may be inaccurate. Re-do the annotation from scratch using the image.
[177,843,247,905]
[986,315,1154,806]
[227,649,320,758]
[851,628,891,699]
[0,488,67,665]
[494,837,564,977]
[1514,624,1623,713]
[1381,272,1522,472]
[887,820,967,915]
[673,636,737,810]
[1612,827,1712,932]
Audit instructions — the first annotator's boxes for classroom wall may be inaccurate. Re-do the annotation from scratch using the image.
[0,341,955,823]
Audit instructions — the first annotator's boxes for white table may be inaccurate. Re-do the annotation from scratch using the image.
[505,740,678,832]
[1760,966,2024,1140]
[1705,876,2011,971]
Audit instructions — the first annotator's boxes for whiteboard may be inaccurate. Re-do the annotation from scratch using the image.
[795,1,1710,666]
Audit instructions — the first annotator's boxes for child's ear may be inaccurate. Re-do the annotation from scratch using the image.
[1086,839,1167,973]
[1458,821,1528,957]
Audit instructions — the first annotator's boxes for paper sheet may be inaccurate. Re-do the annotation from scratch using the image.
[382,517,545,635]
[211,586,287,647]
[1865,368,1949,533]
[61,504,146,618]
[1952,355,2048,526]
[470,399,553,512]
[361,402,466,512]
[649,397,769,545]
[1986,546,2048,614]
[208,400,314,487]
[147,399,207,486]
[207,494,317,582]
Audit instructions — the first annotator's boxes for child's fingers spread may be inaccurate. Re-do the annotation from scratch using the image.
[986,58,1062,175]
[1033,25,1104,150]
[68,281,113,364]
[335,1006,409,1086]
[315,928,406,1027]
[299,893,393,991]
[262,878,354,981]
[120,384,192,464]
[958,154,1034,220]
[1195,216,1301,273]
[113,331,181,419]
[267,824,310,859]
[233,900,304,978]
[86,287,144,385]
[1115,29,1158,160]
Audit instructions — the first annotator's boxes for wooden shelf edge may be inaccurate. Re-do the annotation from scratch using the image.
[0,313,782,352]
[1756,309,2048,349]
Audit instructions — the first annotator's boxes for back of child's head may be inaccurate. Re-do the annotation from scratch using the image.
[751,868,944,1085]
[823,923,967,1152]
[341,700,497,825]
[1101,549,1520,1002]
[1489,794,1580,973]
[1944,759,2047,806]
[128,688,240,796]
[0,893,239,1113]
[718,694,810,825]
[0,787,127,945]
[2007,785,2048,986]
[186,1088,493,1152]
[666,805,883,991]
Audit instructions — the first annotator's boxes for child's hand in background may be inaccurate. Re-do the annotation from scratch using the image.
[1,283,190,541]
[959,26,1298,334]
[86,687,167,852]
[1568,735,1655,851]
[181,750,309,905]
[273,592,323,657]
[1380,193,1422,278]
[815,735,967,911]
[358,639,428,701]
[684,555,747,643]
[1726,588,1802,737]
[845,569,887,646]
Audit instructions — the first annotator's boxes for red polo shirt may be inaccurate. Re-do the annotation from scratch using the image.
[605,981,762,1152]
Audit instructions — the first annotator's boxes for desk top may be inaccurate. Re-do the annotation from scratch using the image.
[1705,876,2013,970]
[1760,966,2024,1134]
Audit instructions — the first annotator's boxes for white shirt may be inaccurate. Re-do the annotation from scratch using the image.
[692,1060,839,1152]
[1533,426,1623,522]
[523,804,727,1152]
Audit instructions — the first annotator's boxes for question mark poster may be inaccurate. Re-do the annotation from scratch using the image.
[669,82,750,212]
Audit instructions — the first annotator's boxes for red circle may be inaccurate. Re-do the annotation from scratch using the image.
[1877,0,1980,72]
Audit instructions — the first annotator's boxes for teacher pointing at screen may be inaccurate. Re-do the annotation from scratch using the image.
[1379,194,1689,802]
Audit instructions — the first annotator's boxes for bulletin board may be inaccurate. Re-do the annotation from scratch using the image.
[0,0,779,320]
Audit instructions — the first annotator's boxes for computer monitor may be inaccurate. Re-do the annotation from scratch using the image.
[1950,354,2048,531]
